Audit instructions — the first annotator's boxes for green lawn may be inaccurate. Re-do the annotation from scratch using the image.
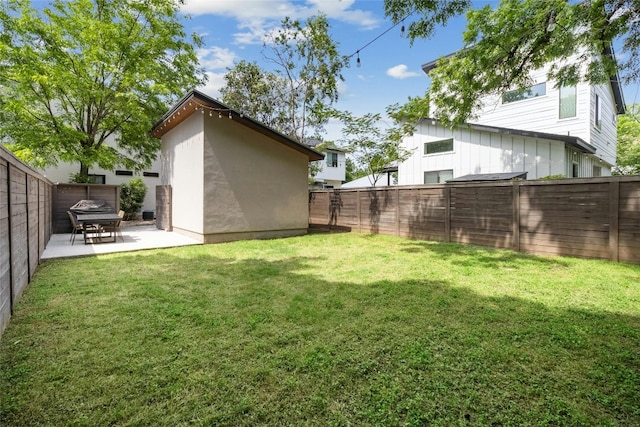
[1,233,639,426]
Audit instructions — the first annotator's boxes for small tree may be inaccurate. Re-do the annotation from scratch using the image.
[614,104,640,175]
[329,110,412,187]
[120,178,147,220]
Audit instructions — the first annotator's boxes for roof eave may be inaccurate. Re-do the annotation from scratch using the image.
[150,90,324,162]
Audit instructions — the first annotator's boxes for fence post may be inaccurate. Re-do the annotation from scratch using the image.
[395,188,400,237]
[513,181,521,253]
[357,190,361,233]
[609,179,620,262]
[444,185,451,242]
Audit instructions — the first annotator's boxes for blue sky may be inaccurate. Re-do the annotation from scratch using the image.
[180,0,474,140]
[179,0,639,142]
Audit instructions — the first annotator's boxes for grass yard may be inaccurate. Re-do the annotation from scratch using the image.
[1,233,639,426]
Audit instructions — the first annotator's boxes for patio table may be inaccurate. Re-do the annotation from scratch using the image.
[76,213,122,244]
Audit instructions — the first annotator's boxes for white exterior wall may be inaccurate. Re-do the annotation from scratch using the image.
[41,136,161,213]
[314,149,346,187]
[468,68,617,172]
[398,120,567,185]
[589,82,618,169]
[473,67,591,142]
[160,113,205,236]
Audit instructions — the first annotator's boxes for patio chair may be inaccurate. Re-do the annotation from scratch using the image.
[100,210,125,242]
[67,211,99,245]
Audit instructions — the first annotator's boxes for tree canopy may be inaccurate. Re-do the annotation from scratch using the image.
[220,60,291,134]
[385,0,639,126]
[615,104,640,175]
[0,0,206,176]
[328,109,412,187]
[221,14,346,143]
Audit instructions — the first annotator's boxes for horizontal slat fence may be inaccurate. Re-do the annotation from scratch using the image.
[52,184,120,233]
[1,145,53,336]
[309,176,640,264]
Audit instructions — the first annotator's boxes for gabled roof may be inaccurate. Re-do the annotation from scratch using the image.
[423,118,596,154]
[150,90,324,162]
[421,48,626,115]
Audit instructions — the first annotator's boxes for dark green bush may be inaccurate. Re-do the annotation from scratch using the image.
[120,178,147,220]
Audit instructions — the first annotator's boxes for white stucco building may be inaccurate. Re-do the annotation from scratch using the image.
[151,90,323,243]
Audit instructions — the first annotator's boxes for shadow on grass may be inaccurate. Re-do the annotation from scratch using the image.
[400,238,580,269]
[1,248,639,426]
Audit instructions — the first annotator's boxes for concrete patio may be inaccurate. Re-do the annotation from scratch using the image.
[42,224,201,259]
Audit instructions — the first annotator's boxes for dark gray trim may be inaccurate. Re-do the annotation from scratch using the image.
[603,45,626,115]
[422,118,596,154]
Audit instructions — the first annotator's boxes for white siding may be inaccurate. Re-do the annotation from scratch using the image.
[314,149,346,186]
[398,120,568,184]
[41,135,161,213]
[589,83,618,166]
[473,75,591,143]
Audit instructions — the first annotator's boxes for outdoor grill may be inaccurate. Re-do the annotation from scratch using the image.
[69,199,115,215]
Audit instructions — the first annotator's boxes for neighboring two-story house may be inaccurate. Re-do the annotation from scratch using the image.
[398,53,626,184]
[307,140,347,188]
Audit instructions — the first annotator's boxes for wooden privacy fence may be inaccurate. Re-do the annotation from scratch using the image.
[1,146,53,336]
[52,183,120,233]
[309,176,640,264]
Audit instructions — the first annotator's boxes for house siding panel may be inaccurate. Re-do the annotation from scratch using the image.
[398,121,569,184]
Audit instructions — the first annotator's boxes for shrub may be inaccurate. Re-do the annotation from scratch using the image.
[120,178,147,220]
[538,174,566,180]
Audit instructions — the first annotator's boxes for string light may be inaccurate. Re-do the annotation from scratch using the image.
[345,8,416,68]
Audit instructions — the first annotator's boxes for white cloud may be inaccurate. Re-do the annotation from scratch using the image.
[197,46,236,70]
[197,72,227,99]
[195,47,237,99]
[386,64,420,79]
[182,0,297,20]
[182,0,380,44]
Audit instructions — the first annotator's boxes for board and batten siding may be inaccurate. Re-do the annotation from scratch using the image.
[589,82,618,167]
[398,120,566,185]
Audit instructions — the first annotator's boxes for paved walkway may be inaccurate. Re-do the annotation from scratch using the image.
[42,225,201,259]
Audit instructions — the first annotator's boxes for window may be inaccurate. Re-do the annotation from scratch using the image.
[424,169,453,184]
[115,170,133,176]
[143,171,159,177]
[559,85,577,119]
[592,165,602,177]
[424,138,454,155]
[326,152,338,168]
[502,82,546,104]
[87,174,105,184]
[594,94,602,129]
